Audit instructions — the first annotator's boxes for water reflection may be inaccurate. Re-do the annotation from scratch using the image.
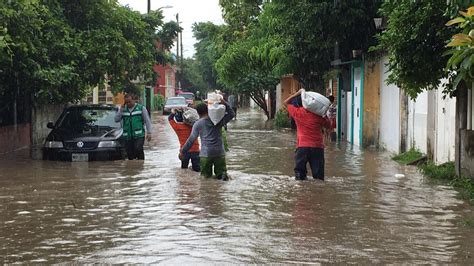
[0,109,473,263]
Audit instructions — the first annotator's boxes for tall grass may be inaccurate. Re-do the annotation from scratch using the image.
[392,148,424,164]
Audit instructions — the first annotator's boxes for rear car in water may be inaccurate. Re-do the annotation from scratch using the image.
[43,105,126,161]
[178,92,195,105]
[163,96,188,115]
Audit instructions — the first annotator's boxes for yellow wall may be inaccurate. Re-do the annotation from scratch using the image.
[362,60,381,147]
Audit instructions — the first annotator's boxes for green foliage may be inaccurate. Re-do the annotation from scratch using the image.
[419,161,456,180]
[392,148,424,164]
[450,175,474,200]
[274,108,291,128]
[215,1,286,119]
[419,161,474,200]
[374,0,470,99]
[459,218,474,227]
[153,94,165,111]
[192,22,225,91]
[219,0,262,31]
[267,0,379,91]
[445,7,474,95]
[0,0,178,105]
[179,58,207,94]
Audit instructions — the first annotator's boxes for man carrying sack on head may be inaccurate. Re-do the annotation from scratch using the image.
[180,94,234,180]
[284,89,331,181]
[115,93,153,160]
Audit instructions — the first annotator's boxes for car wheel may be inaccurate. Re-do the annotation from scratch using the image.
[42,150,49,160]
[120,149,127,160]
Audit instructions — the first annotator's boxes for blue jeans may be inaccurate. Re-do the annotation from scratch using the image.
[294,147,325,180]
[182,152,200,172]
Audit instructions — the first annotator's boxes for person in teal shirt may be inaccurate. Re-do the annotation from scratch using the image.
[115,93,153,160]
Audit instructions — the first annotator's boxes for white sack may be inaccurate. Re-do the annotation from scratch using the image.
[183,108,199,126]
[206,92,223,105]
[301,90,331,116]
[208,103,226,125]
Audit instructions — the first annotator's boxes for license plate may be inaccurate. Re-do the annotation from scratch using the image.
[72,153,89,162]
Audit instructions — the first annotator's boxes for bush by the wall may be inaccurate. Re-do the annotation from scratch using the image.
[153,94,165,111]
[274,109,291,128]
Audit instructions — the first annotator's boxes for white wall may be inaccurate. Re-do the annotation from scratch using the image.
[407,91,428,154]
[275,83,282,112]
[434,87,456,164]
[379,57,401,153]
[346,88,352,142]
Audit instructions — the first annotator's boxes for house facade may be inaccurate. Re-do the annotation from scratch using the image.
[275,55,459,168]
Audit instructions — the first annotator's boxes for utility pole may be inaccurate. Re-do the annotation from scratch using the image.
[147,0,151,13]
[176,13,180,61]
[180,26,183,64]
[176,13,181,91]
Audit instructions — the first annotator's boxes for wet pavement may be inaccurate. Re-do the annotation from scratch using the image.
[1,109,474,263]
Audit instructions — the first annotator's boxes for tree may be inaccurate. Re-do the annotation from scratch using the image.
[179,58,207,94]
[192,22,225,91]
[267,0,380,92]
[374,0,454,99]
[445,6,474,95]
[0,0,178,108]
[216,2,286,119]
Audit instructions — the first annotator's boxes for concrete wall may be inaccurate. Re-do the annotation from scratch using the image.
[457,85,474,178]
[275,83,282,112]
[434,88,456,164]
[379,57,401,153]
[0,123,31,154]
[407,91,428,154]
[362,60,381,148]
[31,104,65,147]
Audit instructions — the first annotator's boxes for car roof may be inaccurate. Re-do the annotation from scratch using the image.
[178,92,194,94]
[66,104,116,109]
[167,97,186,100]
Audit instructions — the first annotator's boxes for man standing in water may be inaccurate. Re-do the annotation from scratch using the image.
[284,89,331,180]
[115,93,153,160]
[180,100,234,180]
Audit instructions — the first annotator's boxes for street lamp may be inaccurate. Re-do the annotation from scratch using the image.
[147,1,173,13]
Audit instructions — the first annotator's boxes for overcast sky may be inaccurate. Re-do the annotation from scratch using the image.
[117,0,224,58]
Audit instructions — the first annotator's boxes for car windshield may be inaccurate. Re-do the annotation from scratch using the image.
[58,107,120,129]
[178,93,194,100]
[166,98,187,105]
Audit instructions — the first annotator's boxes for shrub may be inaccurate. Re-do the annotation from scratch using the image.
[274,109,291,128]
[419,161,456,180]
[153,94,165,111]
[392,148,424,164]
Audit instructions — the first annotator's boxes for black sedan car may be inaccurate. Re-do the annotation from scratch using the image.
[43,105,126,161]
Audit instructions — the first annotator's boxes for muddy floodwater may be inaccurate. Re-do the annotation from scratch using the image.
[1,109,474,263]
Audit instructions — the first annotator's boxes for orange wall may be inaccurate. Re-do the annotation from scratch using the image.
[114,93,124,105]
[280,75,302,107]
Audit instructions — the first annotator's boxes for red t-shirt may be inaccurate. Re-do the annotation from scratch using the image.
[287,105,331,148]
[169,119,200,153]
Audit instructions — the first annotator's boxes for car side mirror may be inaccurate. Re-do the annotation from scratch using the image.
[47,122,55,129]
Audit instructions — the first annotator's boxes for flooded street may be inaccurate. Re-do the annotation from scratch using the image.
[1,109,474,263]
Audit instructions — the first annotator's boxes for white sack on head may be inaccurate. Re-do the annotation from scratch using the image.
[206,92,223,105]
[183,108,199,126]
[208,103,226,125]
[301,90,331,116]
